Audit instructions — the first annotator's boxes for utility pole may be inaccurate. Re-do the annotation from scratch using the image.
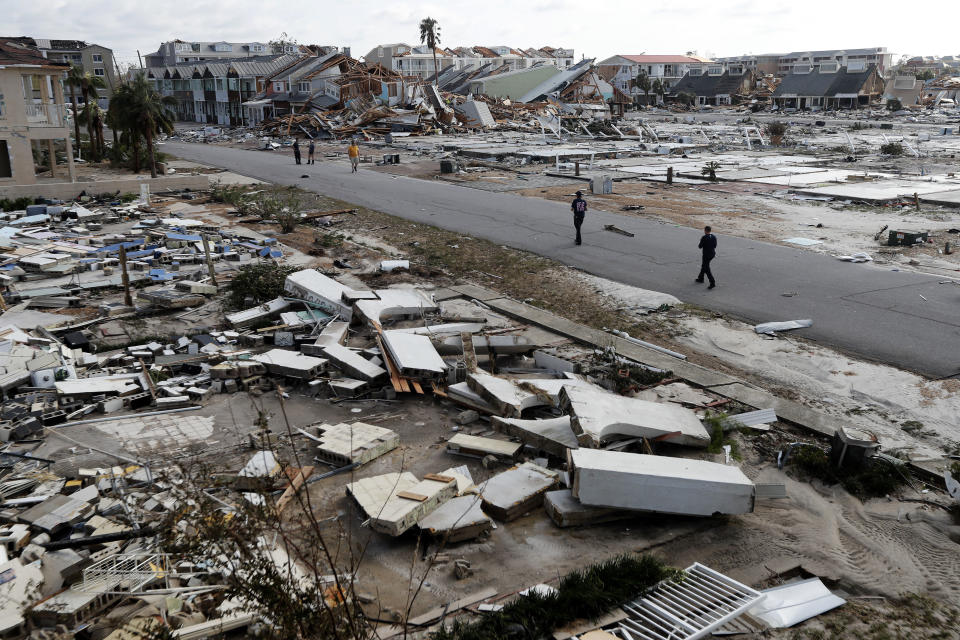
[119,245,133,307]
[201,234,218,286]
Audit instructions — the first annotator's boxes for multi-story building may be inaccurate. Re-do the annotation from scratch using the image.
[143,40,330,67]
[0,37,117,107]
[713,54,781,76]
[145,54,301,125]
[596,55,712,98]
[0,41,75,189]
[363,43,574,80]
[776,48,893,75]
[903,55,960,74]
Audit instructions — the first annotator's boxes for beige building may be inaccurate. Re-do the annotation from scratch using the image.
[0,41,76,187]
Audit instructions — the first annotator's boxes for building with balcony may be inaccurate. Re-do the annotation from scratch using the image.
[0,41,75,189]
[0,37,117,107]
[145,54,301,125]
[363,43,575,81]
[596,55,713,100]
[143,40,336,67]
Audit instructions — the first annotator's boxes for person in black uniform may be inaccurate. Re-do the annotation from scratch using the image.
[696,225,717,289]
[571,191,587,245]
[292,139,301,165]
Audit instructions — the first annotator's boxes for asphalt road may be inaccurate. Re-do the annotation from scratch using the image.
[164,141,960,378]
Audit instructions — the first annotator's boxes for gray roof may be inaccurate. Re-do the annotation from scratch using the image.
[147,54,299,79]
[670,71,751,97]
[773,64,879,98]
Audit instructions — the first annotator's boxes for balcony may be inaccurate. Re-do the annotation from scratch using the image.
[25,103,66,127]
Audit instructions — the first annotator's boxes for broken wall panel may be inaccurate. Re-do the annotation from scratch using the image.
[569,450,755,516]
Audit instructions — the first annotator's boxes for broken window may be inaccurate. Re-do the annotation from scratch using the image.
[388,83,398,98]
[0,140,11,178]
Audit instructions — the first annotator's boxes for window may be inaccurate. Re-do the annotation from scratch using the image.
[0,141,11,178]
[215,78,224,90]
[92,54,103,63]
[250,44,265,53]
[297,82,310,92]
[215,43,232,52]
[388,82,398,98]
[94,68,105,76]
[228,78,238,90]
[273,81,285,92]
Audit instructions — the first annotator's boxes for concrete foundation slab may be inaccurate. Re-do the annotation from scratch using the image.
[543,489,632,528]
[447,433,522,459]
[492,415,579,457]
[559,385,710,448]
[466,371,549,417]
[381,331,447,379]
[418,495,493,543]
[480,462,559,521]
[347,471,458,536]
[320,343,387,381]
[312,421,399,466]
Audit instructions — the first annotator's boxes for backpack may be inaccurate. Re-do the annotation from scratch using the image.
[574,199,587,214]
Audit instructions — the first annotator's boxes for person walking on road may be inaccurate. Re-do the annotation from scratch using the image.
[307,140,316,165]
[696,225,717,289]
[348,141,360,173]
[293,139,301,165]
[571,190,587,245]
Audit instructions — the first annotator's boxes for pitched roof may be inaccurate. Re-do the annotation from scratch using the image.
[773,64,880,97]
[670,71,752,97]
[0,40,69,68]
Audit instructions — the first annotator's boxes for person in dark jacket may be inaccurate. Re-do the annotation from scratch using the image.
[293,139,301,165]
[571,191,587,245]
[307,140,316,164]
[696,225,717,288]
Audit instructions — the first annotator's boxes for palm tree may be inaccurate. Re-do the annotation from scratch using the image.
[651,79,665,104]
[65,65,85,156]
[78,101,106,161]
[111,74,177,178]
[419,17,441,86]
[632,71,651,106]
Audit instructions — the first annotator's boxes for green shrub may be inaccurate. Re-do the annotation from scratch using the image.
[227,262,298,308]
[431,554,676,640]
[880,142,903,156]
[788,445,909,499]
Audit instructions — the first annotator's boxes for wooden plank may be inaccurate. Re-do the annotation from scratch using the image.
[275,466,315,514]
[407,587,499,626]
[396,490,428,502]
[461,331,478,372]
[411,380,423,394]
[423,473,455,483]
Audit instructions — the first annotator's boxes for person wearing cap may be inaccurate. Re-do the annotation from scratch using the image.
[571,190,587,245]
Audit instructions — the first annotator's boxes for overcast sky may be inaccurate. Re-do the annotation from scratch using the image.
[5,0,959,70]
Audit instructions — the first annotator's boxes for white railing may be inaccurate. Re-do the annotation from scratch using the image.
[24,103,66,127]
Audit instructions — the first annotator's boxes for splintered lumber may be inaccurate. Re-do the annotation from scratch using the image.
[276,466,315,514]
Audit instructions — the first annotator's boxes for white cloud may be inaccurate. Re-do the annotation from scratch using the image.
[4,0,958,69]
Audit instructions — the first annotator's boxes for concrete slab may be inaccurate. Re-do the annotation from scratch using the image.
[418,495,493,543]
[466,371,549,417]
[569,450,755,516]
[312,421,399,466]
[560,385,710,448]
[347,471,458,536]
[543,489,632,528]
[480,462,559,521]
[355,289,438,328]
[492,415,579,457]
[447,433,522,459]
[381,331,447,378]
[319,343,387,381]
[919,189,960,207]
[284,269,355,320]
[251,349,327,379]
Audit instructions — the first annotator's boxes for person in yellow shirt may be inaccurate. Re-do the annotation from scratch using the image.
[347,141,360,173]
